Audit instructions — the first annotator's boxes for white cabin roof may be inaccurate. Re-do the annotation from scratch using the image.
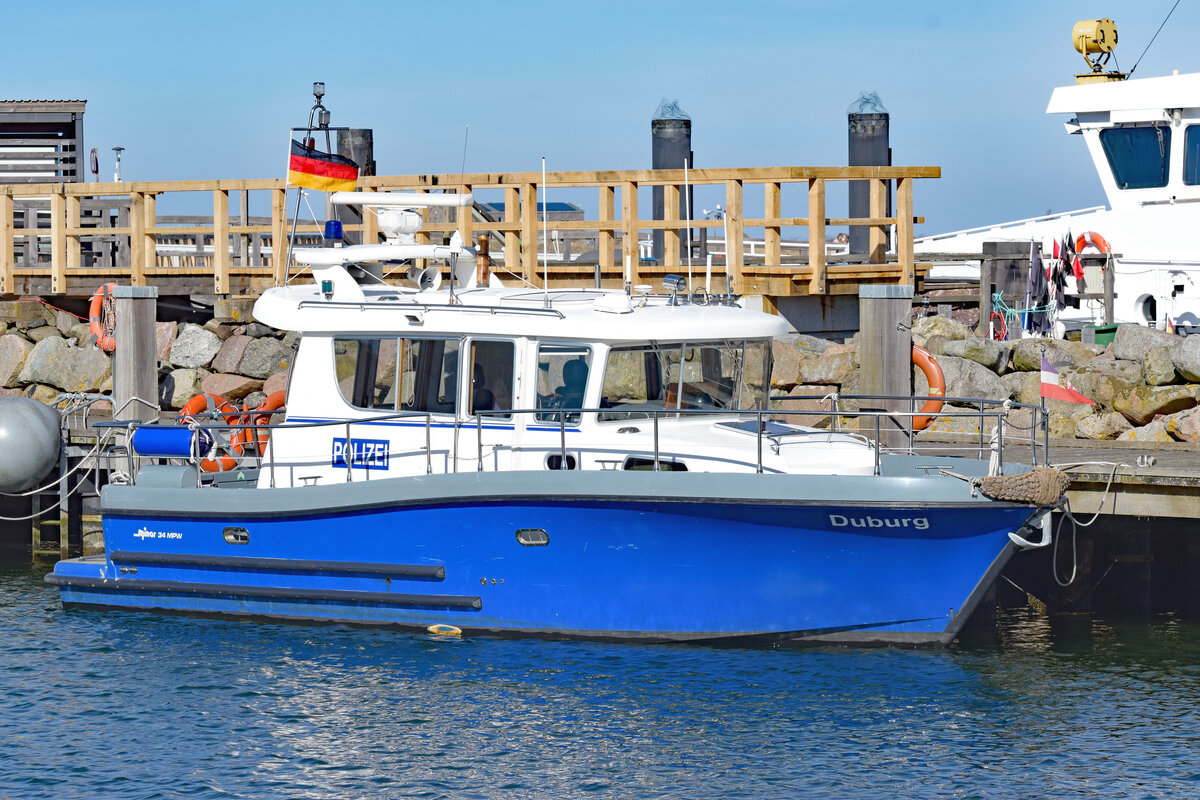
[1047,71,1200,116]
[253,281,788,342]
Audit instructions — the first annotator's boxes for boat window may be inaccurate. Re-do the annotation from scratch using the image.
[536,344,592,424]
[1184,126,1200,185]
[468,340,514,419]
[1100,125,1171,189]
[400,338,460,414]
[597,339,770,421]
[334,337,399,410]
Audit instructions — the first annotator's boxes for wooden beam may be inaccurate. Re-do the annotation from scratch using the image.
[504,186,519,278]
[457,184,472,245]
[66,195,81,272]
[868,178,886,263]
[50,191,65,294]
[764,182,781,266]
[664,183,680,267]
[362,188,380,245]
[521,182,537,285]
[130,192,145,286]
[143,193,157,278]
[897,177,914,286]
[598,185,615,269]
[621,180,639,286]
[807,178,826,295]
[271,188,287,284]
[0,195,12,294]
[213,188,230,294]
[725,180,743,292]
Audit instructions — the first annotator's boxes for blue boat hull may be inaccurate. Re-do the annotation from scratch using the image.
[47,470,1033,646]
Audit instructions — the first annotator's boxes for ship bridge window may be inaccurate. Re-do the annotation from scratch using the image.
[335,336,460,415]
[536,344,592,424]
[468,339,514,419]
[597,339,770,422]
[1183,126,1200,185]
[1100,125,1171,189]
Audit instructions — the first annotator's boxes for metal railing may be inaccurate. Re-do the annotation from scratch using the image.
[100,394,1049,487]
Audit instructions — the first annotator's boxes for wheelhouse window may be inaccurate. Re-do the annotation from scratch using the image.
[468,340,514,418]
[1100,125,1171,189]
[598,339,770,421]
[335,337,460,414]
[536,344,592,424]
[1184,125,1200,185]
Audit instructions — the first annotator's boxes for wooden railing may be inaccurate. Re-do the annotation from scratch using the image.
[0,165,938,298]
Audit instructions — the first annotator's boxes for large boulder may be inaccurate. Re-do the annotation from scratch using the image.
[159,368,209,411]
[1171,334,1200,382]
[1057,366,1132,410]
[1145,344,1179,385]
[0,299,51,330]
[238,337,292,379]
[1118,419,1173,443]
[776,384,834,428]
[27,326,63,343]
[771,341,805,389]
[155,321,178,364]
[212,334,256,375]
[911,315,971,342]
[200,373,263,401]
[69,322,95,348]
[938,355,1010,402]
[17,337,68,387]
[0,334,34,388]
[1112,324,1180,362]
[1162,409,1200,443]
[263,370,289,396]
[1075,412,1134,440]
[169,324,222,368]
[1010,339,1080,372]
[1000,370,1098,420]
[19,338,111,393]
[1112,385,1197,426]
[942,337,1008,373]
[797,347,855,385]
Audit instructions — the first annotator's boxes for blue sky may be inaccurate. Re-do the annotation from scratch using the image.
[8,1,1197,234]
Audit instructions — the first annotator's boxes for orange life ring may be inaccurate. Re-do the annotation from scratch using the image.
[1075,231,1111,255]
[912,345,945,432]
[178,393,244,472]
[231,390,286,455]
[88,282,118,352]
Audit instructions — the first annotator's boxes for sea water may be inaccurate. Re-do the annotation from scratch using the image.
[3,559,1199,799]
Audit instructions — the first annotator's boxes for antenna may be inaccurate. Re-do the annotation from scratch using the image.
[542,157,549,308]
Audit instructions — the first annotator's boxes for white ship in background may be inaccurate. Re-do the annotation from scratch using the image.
[916,19,1200,332]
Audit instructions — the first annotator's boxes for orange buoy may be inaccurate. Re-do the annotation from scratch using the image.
[912,345,945,432]
[88,283,118,352]
[178,393,243,472]
[1075,231,1111,255]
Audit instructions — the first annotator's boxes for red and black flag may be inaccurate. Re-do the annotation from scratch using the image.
[287,139,358,192]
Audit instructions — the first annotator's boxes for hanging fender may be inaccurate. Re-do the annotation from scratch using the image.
[912,345,945,432]
[88,283,118,352]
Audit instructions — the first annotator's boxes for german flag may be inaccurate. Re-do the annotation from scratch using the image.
[287,139,359,192]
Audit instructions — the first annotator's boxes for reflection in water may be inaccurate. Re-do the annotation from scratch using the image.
[3,562,1200,798]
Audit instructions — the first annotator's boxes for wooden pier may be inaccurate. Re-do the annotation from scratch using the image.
[0,165,938,302]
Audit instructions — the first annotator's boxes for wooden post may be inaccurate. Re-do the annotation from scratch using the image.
[0,194,11,294]
[621,180,639,286]
[457,184,473,245]
[50,191,65,294]
[724,179,743,292]
[807,178,826,294]
[1104,258,1115,324]
[66,194,81,272]
[521,182,538,286]
[664,183,680,267]
[504,186,519,275]
[858,284,914,450]
[868,178,886,263]
[598,184,615,272]
[213,188,229,294]
[130,192,145,286]
[238,189,249,265]
[143,193,157,276]
[978,257,994,337]
[363,188,380,245]
[897,177,914,286]
[271,188,287,283]
[764,182,781,266]
[112,285,159,425]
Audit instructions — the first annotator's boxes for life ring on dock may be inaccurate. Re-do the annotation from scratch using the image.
[88,283,118,352]
[178,393,244,472]
[231,390,286,455]
[912,345,945,432]
[1075,231,1111,255]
